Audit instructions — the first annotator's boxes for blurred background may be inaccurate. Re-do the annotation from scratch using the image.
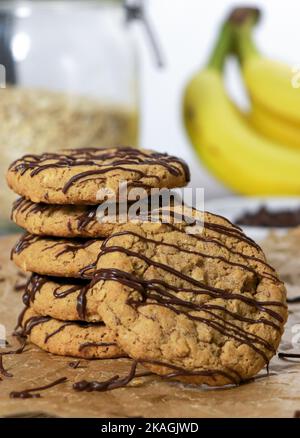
[1,0,300,235]
[138,0,300,197]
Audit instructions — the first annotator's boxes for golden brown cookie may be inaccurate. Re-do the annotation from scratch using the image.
[18,307,124,359]
[11,201,267,278]
[11,234,103,278]
[11,204,272,279]
[23,274,102,322]
[6,147,190,205]
[11,197,134,238]
[12,197,268,253]
[91,217,287,386]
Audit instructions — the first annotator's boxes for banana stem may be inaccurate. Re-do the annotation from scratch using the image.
[206,23,234,71]
[228,7,261,62]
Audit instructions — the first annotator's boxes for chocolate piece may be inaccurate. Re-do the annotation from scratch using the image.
[10,377,67,399]
[236,205,300,228]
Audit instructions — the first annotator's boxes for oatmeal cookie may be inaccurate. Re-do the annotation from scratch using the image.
[18,307,124,359]
[7,147,190,205]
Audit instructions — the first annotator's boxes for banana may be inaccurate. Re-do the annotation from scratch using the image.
[232,7,300,124]
[183,20,300,195]
[250,104,300,149]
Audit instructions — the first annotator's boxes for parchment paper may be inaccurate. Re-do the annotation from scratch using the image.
[1,235,300,418]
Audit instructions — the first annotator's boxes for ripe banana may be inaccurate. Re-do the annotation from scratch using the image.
[250,104,300,149]
[183,20,300,195]
[232,7,300,124]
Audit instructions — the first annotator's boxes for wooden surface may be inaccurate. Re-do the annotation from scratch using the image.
[0,235,300,418]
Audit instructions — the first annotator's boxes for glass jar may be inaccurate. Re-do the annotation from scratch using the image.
[0,0,139,231]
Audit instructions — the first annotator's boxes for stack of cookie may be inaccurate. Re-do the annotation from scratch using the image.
[7,147,189,361]
[6,147,288,386]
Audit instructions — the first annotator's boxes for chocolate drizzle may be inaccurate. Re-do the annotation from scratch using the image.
[0,356,13,378]
[23,274,89,320]
[88,230,286,373]
[73,361,152,392]
[9,147,190,194]
[287,296,300,304]
[21,315,51,336]
[77,207,97,231]
[278,352,300,360]
[11,233,38,258]
[11,197,49,221]
[39,237,100,258]
[22,274,48,306]
[73,359,240,393]
[44,322,74,343]
[69,360,81,369]
[10,377,67,399]
[0,337,27,378]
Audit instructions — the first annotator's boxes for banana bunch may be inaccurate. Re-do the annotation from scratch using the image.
[183,7,300,195]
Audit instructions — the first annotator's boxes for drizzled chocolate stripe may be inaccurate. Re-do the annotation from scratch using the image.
[23,274,48,306]
[99,233,286,319]
[77,207,97,231]
[79,226,278,285]
[152,204,261,251]
[38,238,100,257]
[62,166,158,194]
[16,306,106,347]
[73,359,239,392]
[139,358,242,383]
[278,352,300,359]
[287,296,300,304]
[24,274,90,320]
[11,233,38,258]
[44,322,74,343]
[0,336,27,378]
[94,268,272,364]
[0,356,13,378]
[43,321,105,344]
[12,234,101,264]
[53,283,85,299]
[21,315,51,336]
[94,268,284,323]
[204,222,261,251]
[24,274,86,306]
[11,203,277,287]
[91,230,285,366]
[11,197,49,221]
[10,377,67,399]
[136,208,278,280]
[10,147,190,193]
[99,230,276,284]
[56,239,100,257]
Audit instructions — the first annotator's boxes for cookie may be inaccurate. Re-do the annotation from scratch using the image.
[11,197,132,238]
[11,234,103,278]
[23,274,102,322]
[6,147,190,205]
[18,307,124,359]
[91,222,287,386]
[12,208,270,279]
[12,198,267,251]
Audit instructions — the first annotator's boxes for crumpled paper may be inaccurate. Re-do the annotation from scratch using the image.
[0,234,300,418]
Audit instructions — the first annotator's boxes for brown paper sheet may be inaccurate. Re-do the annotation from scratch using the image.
[1,235,300,418]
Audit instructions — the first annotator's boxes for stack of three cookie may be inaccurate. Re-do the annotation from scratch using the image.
[7,147,190,362]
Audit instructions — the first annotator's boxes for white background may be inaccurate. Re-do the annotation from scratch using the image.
[137,0,300,198]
